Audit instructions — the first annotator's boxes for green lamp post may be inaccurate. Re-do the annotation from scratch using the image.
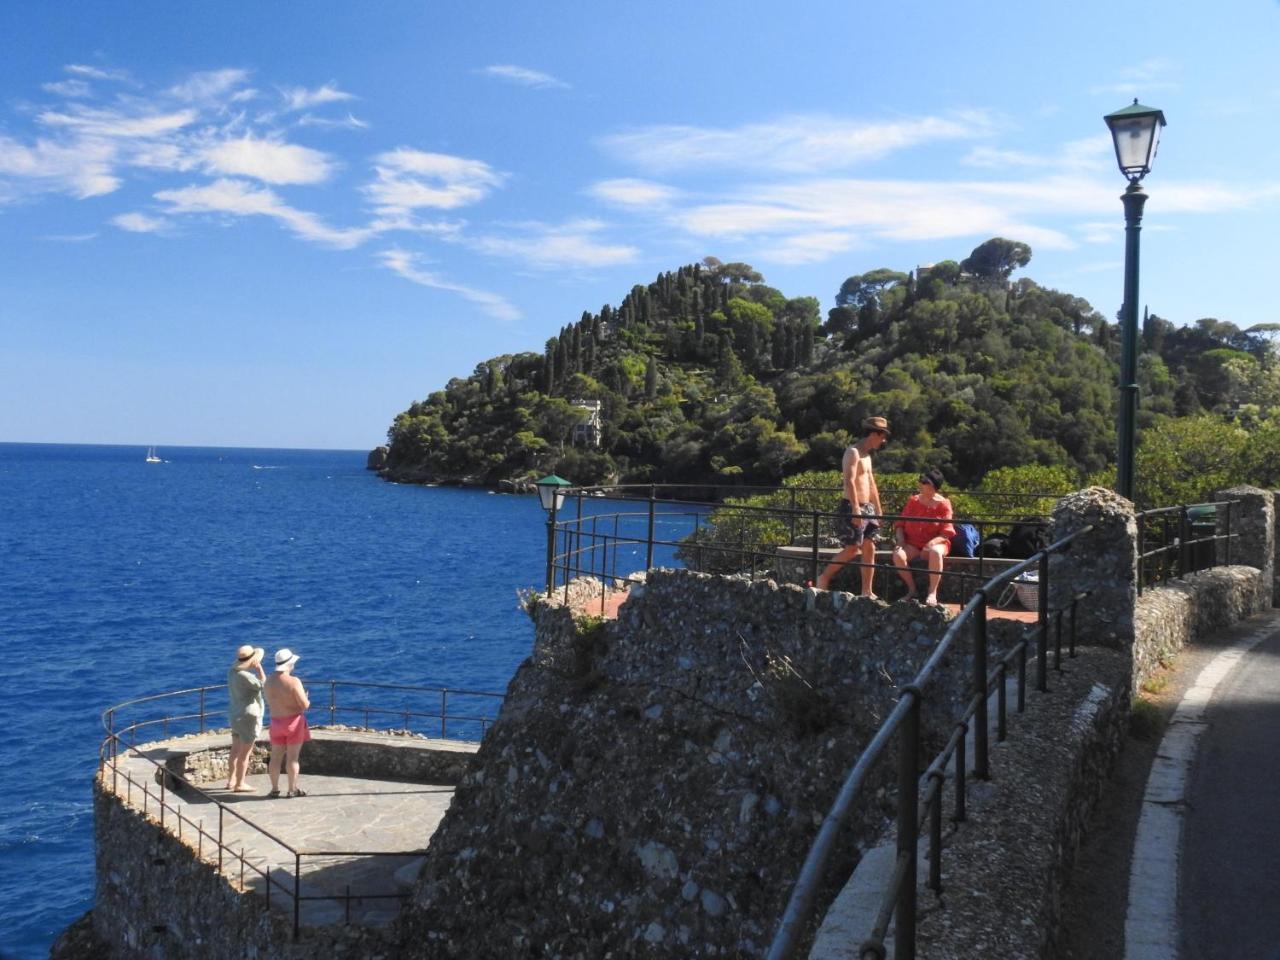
[1103,99,1167,503]
[535,474,572,591]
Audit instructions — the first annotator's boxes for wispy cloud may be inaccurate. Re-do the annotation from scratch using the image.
[66,64,130,82]
[589,178,679,208]
[280,83,356,112]
[42,232,98,243]
[296,112,368,131]
[1090,58,1180,97]
[0,133,121,197]
[467,219,638,269]
[364,148,505,214]
[759,231,858,265]
[201,136,334,185]
[379,248,521,321]
[155,178,378,249]
[479,64,569,90]
[600,112,995,174]
[168,68,252,103]
[42,78,92,98]
[37,105,198,139]
[112,212,169,233]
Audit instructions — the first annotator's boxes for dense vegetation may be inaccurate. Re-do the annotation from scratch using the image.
[383,239,1280,505]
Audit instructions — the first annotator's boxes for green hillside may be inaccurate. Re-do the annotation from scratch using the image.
[381,239,1280,503]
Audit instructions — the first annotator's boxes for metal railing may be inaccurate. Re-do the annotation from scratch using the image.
[543,482,1058,612]
[765,527,1094,960]
[99,681,504,939]
[1135,500,1236,593]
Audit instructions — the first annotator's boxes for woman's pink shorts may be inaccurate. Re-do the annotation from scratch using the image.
[269,714,311,745]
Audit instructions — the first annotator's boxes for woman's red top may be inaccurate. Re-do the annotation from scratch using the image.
[896,495,956,550]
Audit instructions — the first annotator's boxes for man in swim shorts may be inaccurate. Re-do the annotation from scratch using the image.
[815,416,889,596]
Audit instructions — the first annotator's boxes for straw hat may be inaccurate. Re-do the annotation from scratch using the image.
[861,416,891,436]
[233,645,264,670]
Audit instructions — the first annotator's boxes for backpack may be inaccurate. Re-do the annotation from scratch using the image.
[950,522,981,558]
[1006,517,1049,559]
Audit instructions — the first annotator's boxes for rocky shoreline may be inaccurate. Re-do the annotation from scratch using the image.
[365,445,540,493]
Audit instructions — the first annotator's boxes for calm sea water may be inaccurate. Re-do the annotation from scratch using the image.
[0,443,551,959]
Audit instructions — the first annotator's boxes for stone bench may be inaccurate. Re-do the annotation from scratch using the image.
[776,545,1024,604]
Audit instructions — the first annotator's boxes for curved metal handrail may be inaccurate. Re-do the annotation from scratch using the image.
[766,525,1094,960]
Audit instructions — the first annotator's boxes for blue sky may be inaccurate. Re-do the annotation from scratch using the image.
[2,2,1278,450]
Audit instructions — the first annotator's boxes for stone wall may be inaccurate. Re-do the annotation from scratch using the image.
[395,570,1019,959]
[1132,566,1266,693]
[166,728,476,788]
[87,778,396,960]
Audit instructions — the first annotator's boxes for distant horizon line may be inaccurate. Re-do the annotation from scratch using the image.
[0,440,373,453]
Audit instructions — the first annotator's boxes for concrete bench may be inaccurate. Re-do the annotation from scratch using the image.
[775,545,1023,604]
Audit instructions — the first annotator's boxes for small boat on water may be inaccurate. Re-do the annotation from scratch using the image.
[145,447,162,463]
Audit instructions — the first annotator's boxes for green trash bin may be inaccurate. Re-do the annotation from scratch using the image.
[1187,505,1217,572]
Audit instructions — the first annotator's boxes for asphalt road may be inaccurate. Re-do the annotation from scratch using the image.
[1181,617,1280,960]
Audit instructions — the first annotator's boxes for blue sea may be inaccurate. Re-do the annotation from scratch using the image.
[0,443,555,959]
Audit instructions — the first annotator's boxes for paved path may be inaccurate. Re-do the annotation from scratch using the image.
[1178,616,1280,959]
[105,734,458,928]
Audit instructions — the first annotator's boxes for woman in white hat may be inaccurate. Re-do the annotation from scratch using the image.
[264,648,311,798]
[226,645,266,792]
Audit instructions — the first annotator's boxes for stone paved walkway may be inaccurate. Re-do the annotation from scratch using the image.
[104,733,460,928]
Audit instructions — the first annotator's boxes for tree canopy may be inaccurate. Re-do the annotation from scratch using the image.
[382,237,1279,505]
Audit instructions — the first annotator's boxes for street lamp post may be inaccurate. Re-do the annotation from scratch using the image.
[1104,99,1167,503]
[535,474,572,592]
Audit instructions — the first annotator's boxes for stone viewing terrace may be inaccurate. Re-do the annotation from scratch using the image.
[93,683,500,951]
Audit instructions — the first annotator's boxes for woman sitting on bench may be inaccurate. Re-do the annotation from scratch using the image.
[892,468,955,606]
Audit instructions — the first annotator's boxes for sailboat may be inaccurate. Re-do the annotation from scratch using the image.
[145,447,162,463]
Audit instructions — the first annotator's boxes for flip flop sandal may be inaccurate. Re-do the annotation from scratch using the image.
[288,789,307,798]
[268,789,281,799]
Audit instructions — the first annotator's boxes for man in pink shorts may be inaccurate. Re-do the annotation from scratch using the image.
[264,648,311,798]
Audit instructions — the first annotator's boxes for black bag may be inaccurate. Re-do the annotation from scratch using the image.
[1005,517,1048,559]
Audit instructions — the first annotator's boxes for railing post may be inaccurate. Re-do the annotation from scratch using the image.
[1179,505,1191,576]
[329,682,336,725]
[294,853,302,940]
[954,724,967,822]
[1036,552,1049,694]
[645,484,656,571]
[441,689,448,738]
[1225,501,1233,565]
[896,687,921,960]
[973,590,989,779]
[218,806,223,874]
[1136,511,1146,595]
[199,688,206,734]
[810,512,820,586]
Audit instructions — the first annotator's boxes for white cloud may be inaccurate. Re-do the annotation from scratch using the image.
[379,248,521,321]
[480,65,569,90]
[280,83,356,112]
[66,64,129,81]
[589,178,678,208]
[600,112,995,174]
[468,219,638,269]
[1090,59,1180,97]
[38,106,197,139]
[43,79,92,98]
[41,232,98,243]
[112,212,169,233]
[156,178,376,249]
[168,68,252,102]
[0,134,121,197]
[296,112,368,131]
[201,136,334,185]
[758,231,858,265]
[364,148,505,213]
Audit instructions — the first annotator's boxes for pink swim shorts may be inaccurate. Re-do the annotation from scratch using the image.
[269,714,311,745]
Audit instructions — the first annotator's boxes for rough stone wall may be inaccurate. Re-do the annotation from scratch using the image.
[1048,487,1137,650]
[168,730,476,787]
[913,648,1131,960]
[396,570,1014,959]
[1214,485,1275,610]
[1133,566,1265,693]
[88,780,396,960]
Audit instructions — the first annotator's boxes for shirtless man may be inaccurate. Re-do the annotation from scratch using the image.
[815,416,889,595]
